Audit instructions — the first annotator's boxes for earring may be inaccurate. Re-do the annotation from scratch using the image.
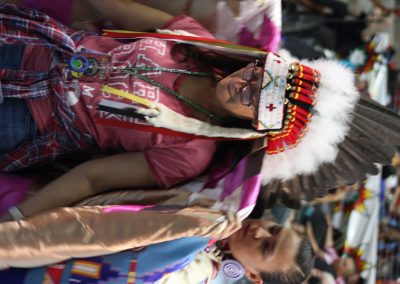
[221,259,245,280]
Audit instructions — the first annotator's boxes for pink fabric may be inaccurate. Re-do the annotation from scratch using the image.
[201,152,261,212]
[0,174,34,214]
[20,0,72,25]
[25,16,216,188]
[324,246,339,265]
[239,15,281,52]
[103,205,154,213]
[335,277,345,284]
[240,175,261,210]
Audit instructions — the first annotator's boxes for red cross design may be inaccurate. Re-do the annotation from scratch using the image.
[267,104,276,111]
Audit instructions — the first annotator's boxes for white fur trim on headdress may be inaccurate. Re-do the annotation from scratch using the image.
[137,104,265,139]
[260,60,360,184]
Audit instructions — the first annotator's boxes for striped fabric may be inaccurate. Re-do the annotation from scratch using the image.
[0,99,38,153]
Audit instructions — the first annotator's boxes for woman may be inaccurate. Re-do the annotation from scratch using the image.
[0,208,314,284]
[0,2,274,221]
[0,151,310,283]
[305,212,357,283]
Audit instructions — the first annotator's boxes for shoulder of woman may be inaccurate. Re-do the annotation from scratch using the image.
[161,15,215,39]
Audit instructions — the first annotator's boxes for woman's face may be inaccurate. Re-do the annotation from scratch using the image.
[215,62,263,121]
[228,219,302,277]
[333,257,356,277]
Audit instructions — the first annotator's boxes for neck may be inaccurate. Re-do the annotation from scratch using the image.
[179,76,229,122]
[216,239,230,252]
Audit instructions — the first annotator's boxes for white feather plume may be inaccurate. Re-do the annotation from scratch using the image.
[140,104,265,139]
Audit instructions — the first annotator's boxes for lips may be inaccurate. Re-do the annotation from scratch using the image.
[264,238,276,257]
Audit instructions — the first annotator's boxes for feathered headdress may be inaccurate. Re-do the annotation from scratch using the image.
[260,56,400,208]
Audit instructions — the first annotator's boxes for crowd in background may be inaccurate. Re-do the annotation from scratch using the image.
[275,1,400,283]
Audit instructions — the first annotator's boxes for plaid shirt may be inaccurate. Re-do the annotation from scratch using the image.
[0,4,95,171]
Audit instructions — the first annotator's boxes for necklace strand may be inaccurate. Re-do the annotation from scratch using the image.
[67,56,222,120]
[124,66,212,77]
[124,67,222,120]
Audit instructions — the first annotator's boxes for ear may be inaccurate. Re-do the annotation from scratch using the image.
[245,270,263,284]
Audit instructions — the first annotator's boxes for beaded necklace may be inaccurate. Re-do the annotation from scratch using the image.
[124,67,222,120]
[68,54,222,120]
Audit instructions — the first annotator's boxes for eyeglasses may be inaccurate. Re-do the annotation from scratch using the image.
[240,61,263,107]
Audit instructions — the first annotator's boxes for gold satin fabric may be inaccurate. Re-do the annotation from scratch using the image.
[0,188,241,269]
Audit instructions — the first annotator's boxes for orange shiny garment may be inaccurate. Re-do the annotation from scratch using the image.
[0,193,241,269]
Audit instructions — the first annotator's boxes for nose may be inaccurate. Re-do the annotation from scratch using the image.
[253,225,282,239]
[253,227,271,239]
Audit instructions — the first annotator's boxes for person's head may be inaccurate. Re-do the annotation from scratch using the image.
[215,61,264,121]
[228,219,314,284]
[171,44,264,124]
[332,257,356,277]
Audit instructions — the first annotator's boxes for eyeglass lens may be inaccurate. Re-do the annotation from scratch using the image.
[241,62,262,106]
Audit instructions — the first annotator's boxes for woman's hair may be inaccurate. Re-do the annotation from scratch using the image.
[260,236,315,284]
[171,43,261,80]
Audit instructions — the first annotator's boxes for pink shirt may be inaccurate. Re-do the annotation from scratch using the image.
[323,246,339,265]
[25,16,217,187]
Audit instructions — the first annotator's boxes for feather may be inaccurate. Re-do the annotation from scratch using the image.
[319,163,339,189]
[352,112,400,144]
[258,58,400,209]
[278,180,301,209]
[261,59,359,184]
[350,123,396,162]
[332,153,358,185]
[349,127,392,161]
[312,170,328,197]
[338,138,379,176]
[290,176,304,199]
[337,144,370,180]
[301,175,319,201]
[354,103,400,134]
[358,95,400,127]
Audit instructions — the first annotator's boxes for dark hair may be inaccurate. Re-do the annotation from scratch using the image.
[260,236,315,284]
[307,276,322,284]
[171,43,263,80]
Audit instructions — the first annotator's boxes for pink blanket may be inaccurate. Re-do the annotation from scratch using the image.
[20,0,72,25]
[0,174,33,214]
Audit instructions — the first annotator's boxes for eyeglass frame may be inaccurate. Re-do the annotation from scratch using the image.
[240,60,263,108]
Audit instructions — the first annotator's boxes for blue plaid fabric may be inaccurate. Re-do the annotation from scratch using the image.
[0,44,38,153]
[0,44,25,70]
[0,98,38,153]
[0,44,37,153]
[0,3,76,60]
